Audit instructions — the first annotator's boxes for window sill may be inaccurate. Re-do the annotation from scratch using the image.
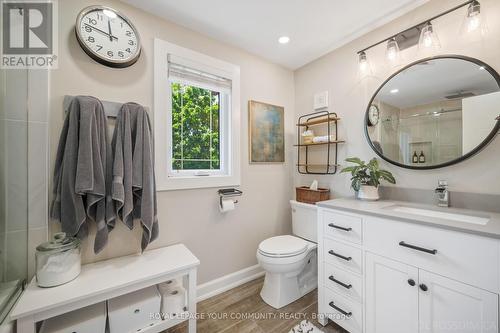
[157,174,240,191]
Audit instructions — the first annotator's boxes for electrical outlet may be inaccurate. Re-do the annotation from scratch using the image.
[314,91,328,109]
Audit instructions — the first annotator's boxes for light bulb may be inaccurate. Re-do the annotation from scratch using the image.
[278,36,290,44]
[418,22,440,51]
[385,38,400,63]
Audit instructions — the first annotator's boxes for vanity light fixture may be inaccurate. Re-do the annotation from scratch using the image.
[418,22,441,50]
[461,0,486,35]
[390,89,399,94]
[358,51,372,76]
[356,1,484,69]
[385,38,400,63]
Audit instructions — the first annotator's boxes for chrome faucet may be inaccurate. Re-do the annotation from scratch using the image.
[435,180,449,207]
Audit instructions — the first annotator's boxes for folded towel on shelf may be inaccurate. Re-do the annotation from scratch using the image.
[51,96,115,254]
[312,135,335,143]
[112,103,158,251]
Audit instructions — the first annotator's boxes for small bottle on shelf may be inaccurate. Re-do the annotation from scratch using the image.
[412,151,418,164]
[419,151,426,163]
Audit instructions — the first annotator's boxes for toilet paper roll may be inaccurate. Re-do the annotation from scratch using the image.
[158,278,183,294]
[161,287,186,318]
[219,198,235,213]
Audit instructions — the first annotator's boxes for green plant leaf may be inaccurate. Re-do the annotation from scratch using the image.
[345,157,364,165]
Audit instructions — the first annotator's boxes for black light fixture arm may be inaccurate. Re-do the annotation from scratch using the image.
[357,0,477,55]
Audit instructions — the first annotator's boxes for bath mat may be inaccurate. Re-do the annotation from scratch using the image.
[289,320,324,333]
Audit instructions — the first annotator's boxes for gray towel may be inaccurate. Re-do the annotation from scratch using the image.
[51,96,115,253]
[112,103,158,251]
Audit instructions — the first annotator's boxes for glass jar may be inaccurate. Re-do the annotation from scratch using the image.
[35,232,81,287]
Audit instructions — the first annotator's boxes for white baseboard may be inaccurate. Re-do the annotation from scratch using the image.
[197,264,264,302]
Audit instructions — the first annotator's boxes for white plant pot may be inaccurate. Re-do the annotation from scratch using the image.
[357,185,380,201]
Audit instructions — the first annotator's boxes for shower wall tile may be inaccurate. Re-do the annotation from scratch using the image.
[2,70,28,122]
[28,122,48,229]
[5,120,28,232]
[27,69,49,123]
[0,232,4,281]
[0,120,5,235]
[4,229,27,282]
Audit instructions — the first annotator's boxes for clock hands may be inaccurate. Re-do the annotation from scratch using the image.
[107,19,113,42]
[84,23,117,40]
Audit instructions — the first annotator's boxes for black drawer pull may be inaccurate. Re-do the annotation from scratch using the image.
[329,275,352,289]
[399,241,437,255]
[328,223,352,232]
[328,250,352,261]
[329,301,352,317]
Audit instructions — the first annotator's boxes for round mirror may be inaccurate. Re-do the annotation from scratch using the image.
[365,55,500,169]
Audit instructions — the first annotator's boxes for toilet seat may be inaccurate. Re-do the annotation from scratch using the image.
[258,235,308,258]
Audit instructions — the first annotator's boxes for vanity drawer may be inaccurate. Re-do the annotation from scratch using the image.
[323,288,362,333]
[323,210,363,245]
[364,216,500,292]
[323,238,363,275]
[324,263,362,303]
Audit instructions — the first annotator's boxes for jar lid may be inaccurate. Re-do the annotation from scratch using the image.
[36,232,80,253]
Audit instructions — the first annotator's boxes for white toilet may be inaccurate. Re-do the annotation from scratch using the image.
[257,200,318,309]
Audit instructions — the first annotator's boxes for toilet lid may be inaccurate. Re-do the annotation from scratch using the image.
[258,235,308,257]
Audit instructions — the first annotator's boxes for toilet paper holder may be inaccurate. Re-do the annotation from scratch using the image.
[218,188,243,207]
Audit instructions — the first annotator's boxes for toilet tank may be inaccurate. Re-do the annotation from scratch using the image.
[291,200,318,243]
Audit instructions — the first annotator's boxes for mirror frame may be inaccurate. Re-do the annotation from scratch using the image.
[364,55,500,170]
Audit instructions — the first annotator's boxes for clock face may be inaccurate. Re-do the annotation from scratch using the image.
[368,105,379,126]
[75,6,141,68]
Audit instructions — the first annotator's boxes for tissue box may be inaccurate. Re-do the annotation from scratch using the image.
[39,302,106,333]
[107,286,161,333]
[296,186,330,204]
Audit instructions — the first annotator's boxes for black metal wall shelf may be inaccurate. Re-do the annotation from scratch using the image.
[296,110,344,175]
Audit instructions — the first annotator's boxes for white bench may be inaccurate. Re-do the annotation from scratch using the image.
[11,244,200,333]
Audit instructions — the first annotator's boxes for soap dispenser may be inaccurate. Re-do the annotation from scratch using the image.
[419,151,426,163]
[412,151,418,163]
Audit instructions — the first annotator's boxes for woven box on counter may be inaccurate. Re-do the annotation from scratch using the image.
[296,186,330,204]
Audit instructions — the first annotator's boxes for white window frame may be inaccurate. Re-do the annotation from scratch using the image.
[154,38,241,191]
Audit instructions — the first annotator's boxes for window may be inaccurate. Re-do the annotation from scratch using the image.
[171,82,221,171]
[154,39,241,190]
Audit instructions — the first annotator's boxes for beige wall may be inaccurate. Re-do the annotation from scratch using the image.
[50,0,295,283]
[294,0,500,196]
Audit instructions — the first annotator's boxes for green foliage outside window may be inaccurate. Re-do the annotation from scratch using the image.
[171,82,221,170]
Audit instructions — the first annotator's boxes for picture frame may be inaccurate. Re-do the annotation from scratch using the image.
[248,100,285,163]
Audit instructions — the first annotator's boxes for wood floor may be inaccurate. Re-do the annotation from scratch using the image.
[164,277,347,333]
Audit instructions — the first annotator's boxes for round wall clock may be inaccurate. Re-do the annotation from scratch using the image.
[368,104,380,126]
[75,6,141,68]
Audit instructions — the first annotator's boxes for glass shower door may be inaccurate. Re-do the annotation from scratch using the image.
[0,68,29,323]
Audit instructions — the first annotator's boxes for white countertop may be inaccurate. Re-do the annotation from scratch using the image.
[10,244,200,320]
[318,198,500,239]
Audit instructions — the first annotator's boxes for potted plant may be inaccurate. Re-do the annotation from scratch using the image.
[341,157,396,200]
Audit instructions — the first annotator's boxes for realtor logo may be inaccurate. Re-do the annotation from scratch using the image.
[1,0,58,68]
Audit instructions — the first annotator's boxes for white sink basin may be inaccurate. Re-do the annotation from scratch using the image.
[388,205,490,225]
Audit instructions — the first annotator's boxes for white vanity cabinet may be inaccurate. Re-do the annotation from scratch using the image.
[317,206,500,333]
